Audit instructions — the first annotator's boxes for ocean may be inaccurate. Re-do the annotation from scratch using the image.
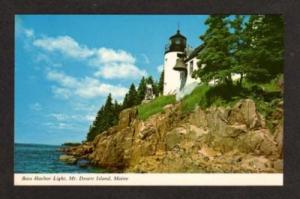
[14,143,105,173]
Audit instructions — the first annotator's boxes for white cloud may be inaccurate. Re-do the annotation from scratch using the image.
[47,70,79,88]
[35,53,62,67]
[33,35,147,79]
[92,48,135,64]
[51,87,72,99]
[15,16,35,39]
[75,77,128,99]
[157,64,164,73]
[33,36,94,59]
[46,70,128,99]
[94,62,147,79]
[89,48,147,79]
[29,102,42,111]
[24,29,35,38]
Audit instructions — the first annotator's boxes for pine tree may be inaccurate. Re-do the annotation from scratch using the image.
[158,70,164,95]
[152,80,159,96]
[122,84,138,109]
[137,76,147,103]
[241,15,284,83]
[103,93,114,128]
[87,106,105,141]
[229,15,247,86]
[195,15,234,86]
[86,94,121,141]
[146,76,154,85]
[113,100,121,124]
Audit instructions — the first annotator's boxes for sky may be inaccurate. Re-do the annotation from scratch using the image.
[15,15,208,145]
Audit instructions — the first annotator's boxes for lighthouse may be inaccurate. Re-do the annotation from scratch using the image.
[163,30,187,95]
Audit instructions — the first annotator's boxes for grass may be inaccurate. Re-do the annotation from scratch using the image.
[137,75,282,127]
[180,75,283,114]
[181,84,211,113]
[137,95,176,120]
[180,83,251,113]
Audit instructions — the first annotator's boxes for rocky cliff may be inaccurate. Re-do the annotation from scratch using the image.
[61,99,283,173]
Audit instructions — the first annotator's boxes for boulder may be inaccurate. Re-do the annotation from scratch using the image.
[274,121,283,158]
[188,108,207,128]
[138,123,156,139]
[228,99,263,129]
[118,107,137,130]
[59,155,77,165]
[165,127,186,150]
[187,124,208,140]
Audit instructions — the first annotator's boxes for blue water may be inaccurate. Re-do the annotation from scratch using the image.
[14,143,105,173]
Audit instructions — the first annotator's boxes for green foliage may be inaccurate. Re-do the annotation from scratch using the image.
[86,94,121,141]
[137,76,147,103]
[158,70,164,95]
[122,83,139,109]
[181,84,211,113]
[138,95,176,120]
[195,15,284,86]
[242,15,284,82]
[181,75,283,115]
[196,15,234,85]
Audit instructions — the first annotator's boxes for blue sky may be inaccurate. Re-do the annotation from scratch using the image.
[15,15,208,145]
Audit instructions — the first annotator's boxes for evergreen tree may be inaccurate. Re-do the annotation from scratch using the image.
[86,94,121,141]
[146,76,154,85]
[113,100,122,124]
[86,106,105,141]
[241,15,284,83]
[122,93,130,109]
[229,15,247,86]
[195,15,234,86]
[122,84,138,108]
[152,80,159,96]
[137,76,147,103]
[158,70,164,95]
[103,93,114,128]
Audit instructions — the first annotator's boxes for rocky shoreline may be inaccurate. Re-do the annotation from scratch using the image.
[59,99,283,173]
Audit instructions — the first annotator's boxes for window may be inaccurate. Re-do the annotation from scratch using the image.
[175,39,181,44]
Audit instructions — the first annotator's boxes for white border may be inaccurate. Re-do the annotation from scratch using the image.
[14,173,283,186]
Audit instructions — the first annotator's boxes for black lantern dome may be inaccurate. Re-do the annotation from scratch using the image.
[165,30,187,54]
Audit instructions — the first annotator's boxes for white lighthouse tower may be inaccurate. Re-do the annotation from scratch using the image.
[163,30,187,95]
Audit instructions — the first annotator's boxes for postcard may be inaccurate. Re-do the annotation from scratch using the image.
[14,14,283,186]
